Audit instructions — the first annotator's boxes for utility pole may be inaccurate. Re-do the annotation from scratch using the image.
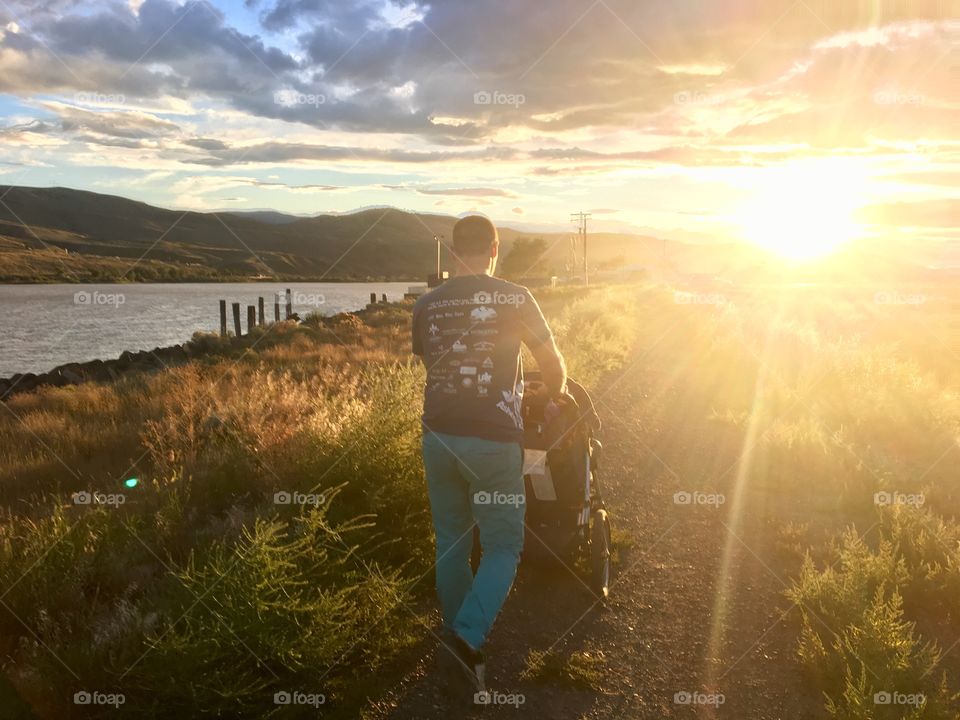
[435,234,442,276]
[570,211,592,284]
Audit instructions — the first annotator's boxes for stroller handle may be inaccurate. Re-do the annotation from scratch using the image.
[522,372,601,433]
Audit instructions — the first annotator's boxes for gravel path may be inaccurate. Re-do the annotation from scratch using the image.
[367,321,824,719]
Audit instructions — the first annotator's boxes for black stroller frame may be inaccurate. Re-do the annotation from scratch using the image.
[472,373,612,598]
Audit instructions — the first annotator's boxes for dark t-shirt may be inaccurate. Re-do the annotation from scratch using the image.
[412,275,554,443]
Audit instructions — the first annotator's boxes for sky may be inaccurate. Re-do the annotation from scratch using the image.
[0,0,956,245]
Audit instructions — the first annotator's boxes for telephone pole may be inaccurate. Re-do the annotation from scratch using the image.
[570,211,592,284]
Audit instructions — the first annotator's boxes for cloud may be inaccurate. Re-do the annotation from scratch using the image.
[41,101,181,139]
[247,179,343,192]
[416,187,517,198]
[0,0,954,149]
[881,170,960,187]
[658,63,728,76]
[721,20,956,148]
[861,198,960,228]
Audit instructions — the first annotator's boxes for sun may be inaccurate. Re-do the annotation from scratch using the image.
[735,160,868,261]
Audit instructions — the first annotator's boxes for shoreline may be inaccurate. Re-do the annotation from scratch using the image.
[0,301,403,400]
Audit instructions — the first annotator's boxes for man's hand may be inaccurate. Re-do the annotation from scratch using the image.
[543,390,579,424]
[544,397,562,424]
[530,337,567,401]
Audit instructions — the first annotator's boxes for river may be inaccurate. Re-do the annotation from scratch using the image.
[0,282,412,376]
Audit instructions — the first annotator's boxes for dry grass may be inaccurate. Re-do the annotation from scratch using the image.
[0,285,647,718]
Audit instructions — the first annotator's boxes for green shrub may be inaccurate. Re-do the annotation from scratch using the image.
[125,502,419,718]
[789,509,960,717]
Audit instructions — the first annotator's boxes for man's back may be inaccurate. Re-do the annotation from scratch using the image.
[412,274,553,443]
[413,215,565,702]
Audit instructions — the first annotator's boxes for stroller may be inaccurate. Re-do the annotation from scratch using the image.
[472,373,612,598]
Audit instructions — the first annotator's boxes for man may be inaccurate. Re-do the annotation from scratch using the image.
[411,215,567,700]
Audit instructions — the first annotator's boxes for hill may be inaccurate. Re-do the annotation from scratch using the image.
[0,186,458,281]
[0,185,689,283]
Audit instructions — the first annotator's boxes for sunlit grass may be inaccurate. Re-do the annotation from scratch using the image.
[0,286,647,717]
[2,281,960,716]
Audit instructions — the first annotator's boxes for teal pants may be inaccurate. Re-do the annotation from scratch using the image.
[422,431,525,650]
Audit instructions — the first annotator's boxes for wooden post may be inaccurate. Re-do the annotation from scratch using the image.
[370,292,377,305]
[258,297,265,326]
[274,296,281,322]
[247,305,256,334]
[381,293,387,303]
[219,300,227,336]
[285,288,293,319]
[232,303,242,337]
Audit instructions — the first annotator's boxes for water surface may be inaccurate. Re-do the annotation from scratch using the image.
[0,282,411,376]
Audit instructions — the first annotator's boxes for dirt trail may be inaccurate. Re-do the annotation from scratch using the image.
[368,327,824,719]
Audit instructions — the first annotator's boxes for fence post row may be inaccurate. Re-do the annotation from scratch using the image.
[222,289,312,337]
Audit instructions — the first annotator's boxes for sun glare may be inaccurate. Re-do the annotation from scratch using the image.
[736,160,869,261]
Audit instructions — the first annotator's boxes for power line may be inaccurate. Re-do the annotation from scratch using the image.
[570,211,592,284]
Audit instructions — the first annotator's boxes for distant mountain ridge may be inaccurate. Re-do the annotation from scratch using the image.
[0,185,704,283]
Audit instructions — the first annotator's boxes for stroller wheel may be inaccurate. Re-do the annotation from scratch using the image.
[590,509,611,598]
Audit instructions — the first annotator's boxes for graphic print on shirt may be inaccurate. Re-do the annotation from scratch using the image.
[496,381,524,428]
[416,279,541,438]
[470,305,497,323]
[414,276,556,443]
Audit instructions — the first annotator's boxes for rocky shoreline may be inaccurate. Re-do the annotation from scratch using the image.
[0,341,207,400]
[0,300,405,401]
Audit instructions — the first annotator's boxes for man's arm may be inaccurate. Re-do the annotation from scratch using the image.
[519,289,567,398]
[530,336,567,399]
